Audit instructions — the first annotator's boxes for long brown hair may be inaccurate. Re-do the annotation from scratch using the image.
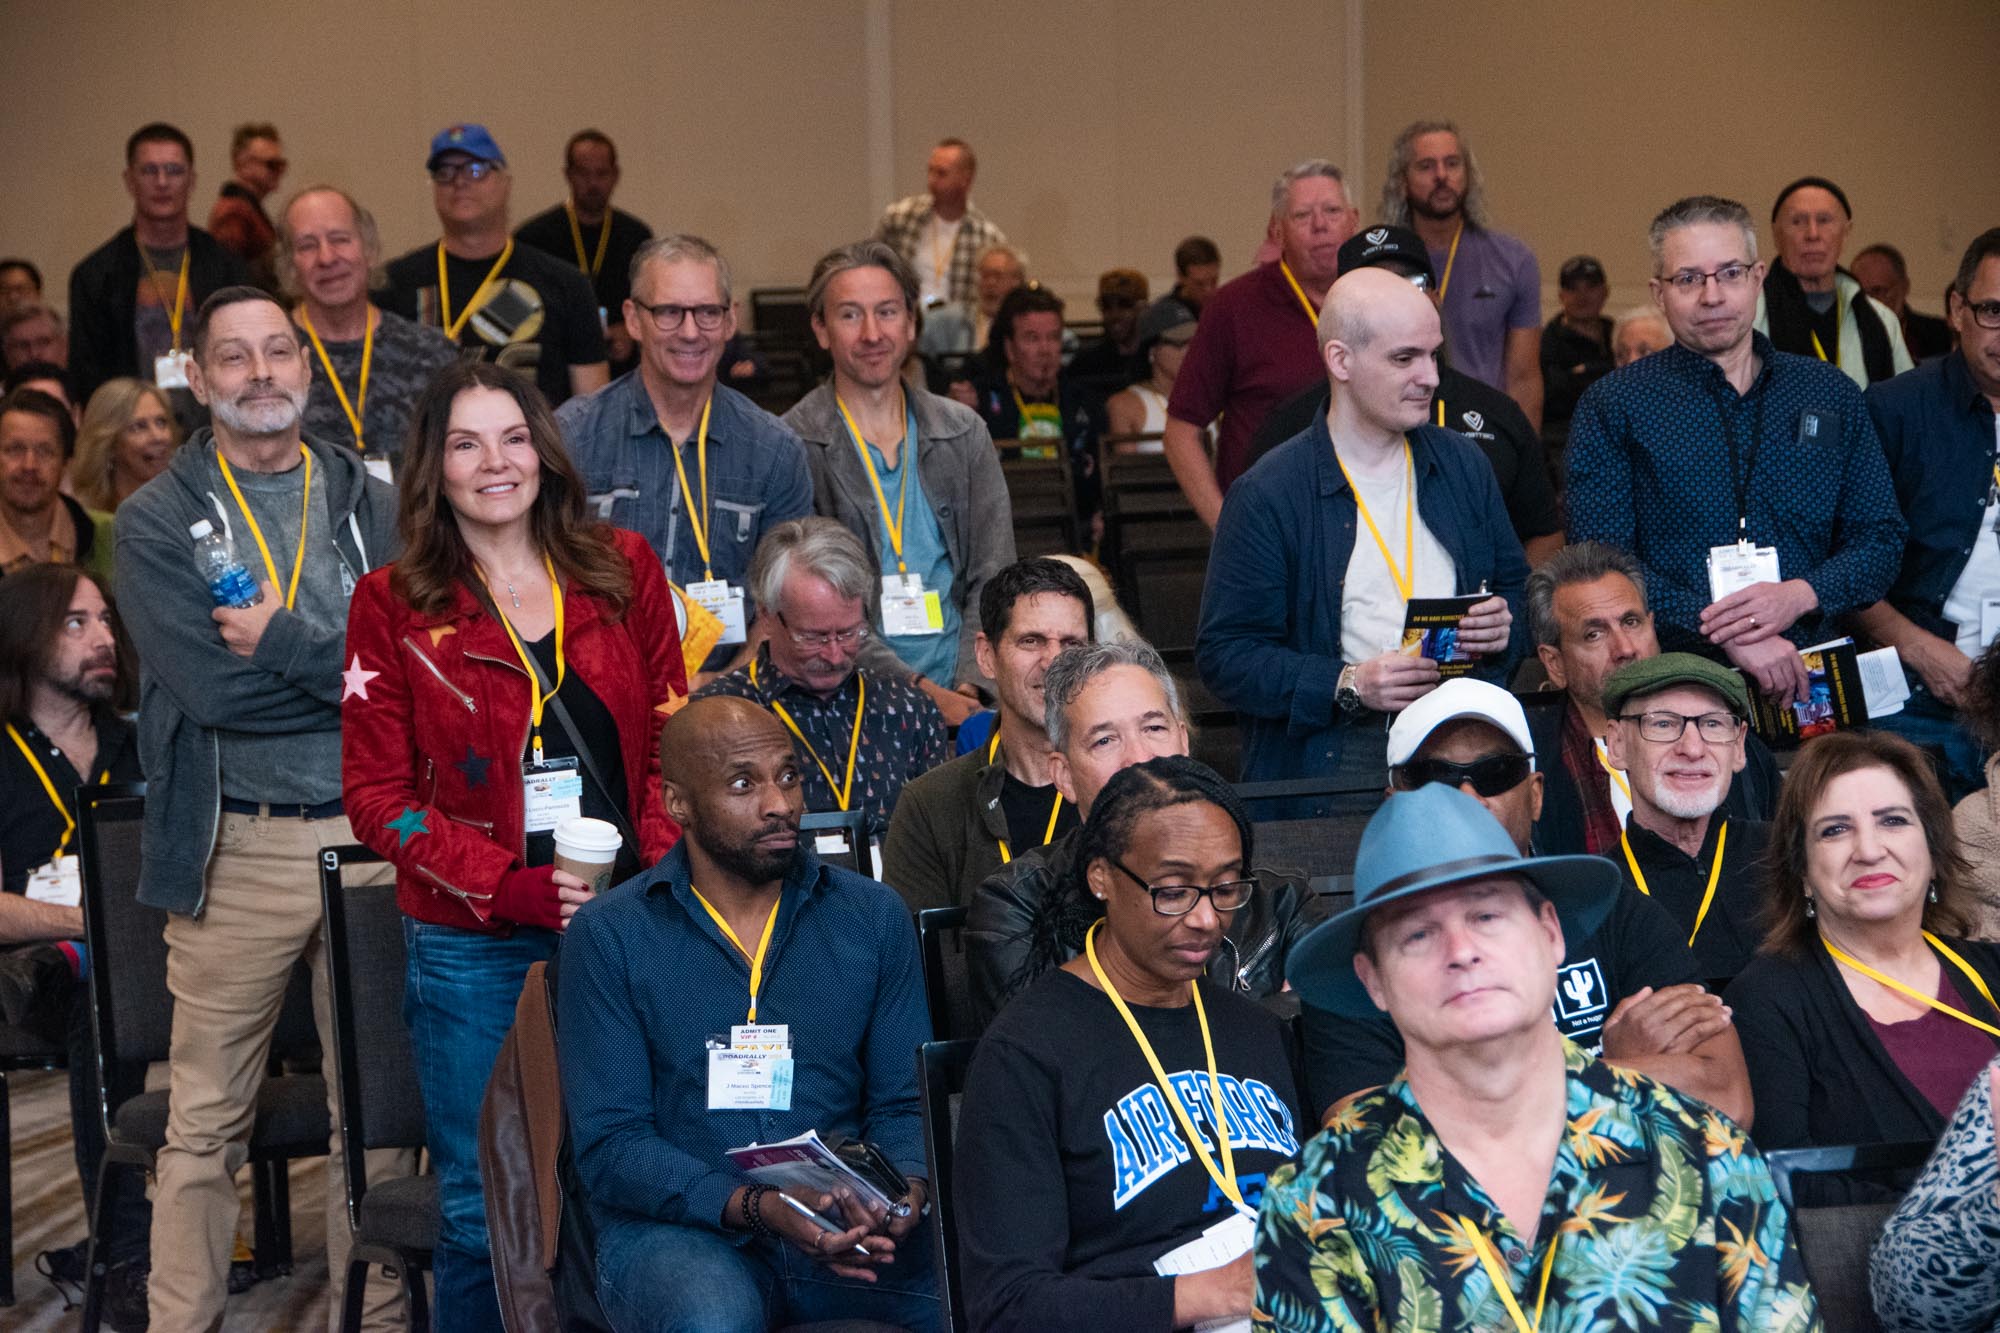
[1762,730,1975,955]
[389,360,631,619]
[0,564,138,722]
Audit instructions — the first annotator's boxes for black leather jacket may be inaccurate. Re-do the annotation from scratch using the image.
[964,829,1324,1032]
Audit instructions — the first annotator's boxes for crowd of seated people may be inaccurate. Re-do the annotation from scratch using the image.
[7,103,2000,1333]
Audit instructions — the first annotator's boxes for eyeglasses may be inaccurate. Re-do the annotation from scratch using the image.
[1391,752,1533,797]
[632,299,729,333]
[1661,263,1756,293]
[776,611,870,651]
[1617,710,1744,744]
[1962,299,2000,331]
[1110,860,1257,917]
[132,163,188,181]
[430,160,499,185]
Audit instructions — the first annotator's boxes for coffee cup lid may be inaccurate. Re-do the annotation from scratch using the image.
[554,817,623,853]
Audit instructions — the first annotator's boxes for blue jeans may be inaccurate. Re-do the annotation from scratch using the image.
[1869,678,1988,804]
[594,1213,940,1333]
[403,920,559,1333]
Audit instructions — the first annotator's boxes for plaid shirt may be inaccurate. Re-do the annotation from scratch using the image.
[875,194,1007,307]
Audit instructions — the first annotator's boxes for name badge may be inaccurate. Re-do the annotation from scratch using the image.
[1707,541,1781,603]
[363,456,395,484]
[153,351,193,389]
[881,573,944,637]
[686,578,748,645]
[707,1050,794,1110]
[522,757,583,833]
[24,854,81,907]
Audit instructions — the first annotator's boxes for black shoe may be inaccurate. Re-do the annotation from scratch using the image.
[227,1253,260,1294]
[0,942,69,1036]
[104,1258,151,1331]
[34,1237,88,1309]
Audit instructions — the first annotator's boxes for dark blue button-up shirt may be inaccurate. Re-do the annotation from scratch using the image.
[558,842,932,1235]
[1195,415,1528,797]
[1567,334,1905,648]
[1866,350,2000,639]
[556,373,813,596]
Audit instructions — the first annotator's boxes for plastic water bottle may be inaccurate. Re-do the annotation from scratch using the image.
[189,519,260,608]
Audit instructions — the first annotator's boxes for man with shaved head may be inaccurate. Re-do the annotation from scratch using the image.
[559,696,939,1332]
[1196,265,1528,813]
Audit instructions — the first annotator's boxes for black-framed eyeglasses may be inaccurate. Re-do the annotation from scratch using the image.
[1617,710,1744,744]
[632,298,729,333]
[429,160,498,185]
[1662,263,1755,293]
[1391,752,1533,798]
[1962,299,2000,331]
[1110,860,1256,917]
[776,610,869,651]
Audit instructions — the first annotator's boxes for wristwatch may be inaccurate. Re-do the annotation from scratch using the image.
[1337,664,1364,715]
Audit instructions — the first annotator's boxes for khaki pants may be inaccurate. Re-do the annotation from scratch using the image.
[149,810,417,1333]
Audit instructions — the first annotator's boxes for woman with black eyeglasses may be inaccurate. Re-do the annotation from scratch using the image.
[954,755,1306,1333]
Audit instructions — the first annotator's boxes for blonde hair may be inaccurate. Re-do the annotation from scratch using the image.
[72,378,179,511]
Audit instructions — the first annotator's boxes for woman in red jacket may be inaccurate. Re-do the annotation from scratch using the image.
[342,359,684,1332]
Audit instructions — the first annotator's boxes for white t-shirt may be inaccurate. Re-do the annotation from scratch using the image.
[1940,418,2000,656]
[919,214,964,307]
[1338,445,1455,665]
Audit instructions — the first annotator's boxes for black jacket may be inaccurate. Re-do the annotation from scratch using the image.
[1763,259,1897,385]
[66,225,248,404]
[964,828,1324,1033]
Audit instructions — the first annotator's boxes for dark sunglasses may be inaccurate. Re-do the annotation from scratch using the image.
[1391,752,1533,797]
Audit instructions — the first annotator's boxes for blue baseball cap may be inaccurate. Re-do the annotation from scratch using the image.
[426,124,506,171]
[1287,784,1620,1018]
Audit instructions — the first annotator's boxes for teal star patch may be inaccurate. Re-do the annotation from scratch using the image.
[385,806,430,848]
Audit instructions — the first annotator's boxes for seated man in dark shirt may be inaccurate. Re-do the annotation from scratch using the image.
[1297,676,1752,1126]
[0,565,150,1314]
[972,285,1105,547]
[1065,268,1149,392]
[559,696,936,1333]
[1539,254,1615,449]
[1600,654,1770,985]
[1248,224,1562,565]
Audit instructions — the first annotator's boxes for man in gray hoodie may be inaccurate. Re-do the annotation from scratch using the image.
[114,285,407,1330]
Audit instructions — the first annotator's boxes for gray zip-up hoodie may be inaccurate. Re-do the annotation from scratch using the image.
[114,428,399,915]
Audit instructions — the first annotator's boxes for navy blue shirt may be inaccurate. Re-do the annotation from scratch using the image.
[1567,334,1905,649]
[1865,350,2000,640]
[1195,414,1528,797]
[556,375,813,598]
[558,842,932,1235]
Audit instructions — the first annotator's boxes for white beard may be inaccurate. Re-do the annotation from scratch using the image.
[1648,773,1728,821]
[211,383,306,436]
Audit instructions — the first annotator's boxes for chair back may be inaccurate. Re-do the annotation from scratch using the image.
[1233,776,1385,821]
[319,845,424,1229]
[918,1039,977,1333]
[916,906,974,1042]
[1765,1140,1935,1333]
[77,786,164,1139]
[1251,809,1376,884]
[802,808,874,879]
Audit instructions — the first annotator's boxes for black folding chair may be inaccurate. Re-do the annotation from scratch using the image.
[917,1040,977,1333]
[1764,1140,1936,1333]
[76,785,332,1330]
[915,907,974,1042]
[802,808,874,879]
[320,845,436,1333]
[0,1022,64,1306]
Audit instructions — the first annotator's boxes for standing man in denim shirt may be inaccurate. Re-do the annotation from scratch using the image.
[559,235,812,681]
[1852,227,2000,798]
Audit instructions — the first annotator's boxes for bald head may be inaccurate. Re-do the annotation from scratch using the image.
[1320,267,1442,436]
[660,696,790,789]
[1317,265,1435,353]
[659,696,805,888]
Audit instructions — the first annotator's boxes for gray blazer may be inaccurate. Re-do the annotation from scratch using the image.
[784,383,1016,690]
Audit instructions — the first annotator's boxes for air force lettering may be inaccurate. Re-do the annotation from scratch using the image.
[1105,1070,1300,1210]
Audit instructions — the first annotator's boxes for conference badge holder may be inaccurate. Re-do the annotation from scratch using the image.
[154,351,194,390]
[707,1023,794,1111]
[1707,540,1780,604]
[686,578,748,645]
[881,573,944,637]
[521,756,583,833]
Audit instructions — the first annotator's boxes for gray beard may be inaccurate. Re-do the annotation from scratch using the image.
[1648,777,1727,821]
[211,383,307,437]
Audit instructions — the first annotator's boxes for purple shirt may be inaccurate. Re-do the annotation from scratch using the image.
[1865,970,1998,1120]
[1429,226,1540,391]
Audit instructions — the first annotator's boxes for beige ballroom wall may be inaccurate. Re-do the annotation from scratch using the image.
[1,1,1993,329]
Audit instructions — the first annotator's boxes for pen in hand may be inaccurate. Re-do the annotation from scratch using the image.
[777,1190,874,1257]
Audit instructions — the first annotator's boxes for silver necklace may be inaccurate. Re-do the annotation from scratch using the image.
[504,581,521,609]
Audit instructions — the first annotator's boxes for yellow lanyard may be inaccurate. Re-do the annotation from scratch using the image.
[564,198,613,279]
[836,390,913,574]
[1825,932,2000,1039]
[690,886,781,1023]
[1437,222,1464,304]
[753,657,865,812]
[1333,438,1416,601]
[1620,819,1730,949]
[1456,1215,1561,1333]
[987,733,1063,864]
[479,556,566,763]
[297,306,373,453]
[1809,295,1843,366]
[216,446,312,610]
[1436,398,1446,429]
[1594,742,1632,803]
[1276,259,1319,327]
[138,243,191,350]
[6,724,107,859]
[669,396,717,580]
[1084,919,1249,1215]
[437,239,514,340]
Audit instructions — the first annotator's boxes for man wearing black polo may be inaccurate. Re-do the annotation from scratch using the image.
[515,129,654,374]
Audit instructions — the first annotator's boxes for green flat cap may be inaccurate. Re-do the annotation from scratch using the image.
[1601,651,1751,719]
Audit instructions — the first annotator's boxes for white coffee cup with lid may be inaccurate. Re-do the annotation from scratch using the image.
[553,817,623,894]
